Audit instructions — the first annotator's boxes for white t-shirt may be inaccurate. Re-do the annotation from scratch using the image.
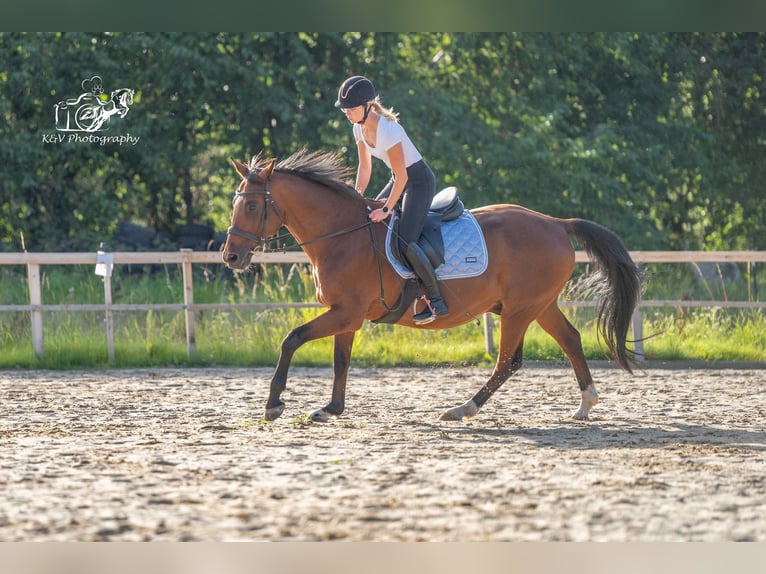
[353,116,422,169]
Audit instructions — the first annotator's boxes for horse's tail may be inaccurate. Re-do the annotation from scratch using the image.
[566,219,643,373]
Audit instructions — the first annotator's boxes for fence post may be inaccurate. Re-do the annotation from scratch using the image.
[96,244,115,364]
[27,263,44,358]
[103,274,115,363]
[180,249,197,358]
[632,308,645,362]
[483,312,495,355]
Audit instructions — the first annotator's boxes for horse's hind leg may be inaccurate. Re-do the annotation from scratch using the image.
[535,303,598,420]
[440,313,528,421]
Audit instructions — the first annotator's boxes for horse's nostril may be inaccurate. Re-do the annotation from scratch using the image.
[224,251,238,263]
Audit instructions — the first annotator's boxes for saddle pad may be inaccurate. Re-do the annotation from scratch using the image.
[385,211,488,280]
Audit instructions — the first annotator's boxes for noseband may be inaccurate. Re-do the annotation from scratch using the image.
[226,181,283,246]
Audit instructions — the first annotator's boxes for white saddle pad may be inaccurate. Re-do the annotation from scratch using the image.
[385,211,488,280]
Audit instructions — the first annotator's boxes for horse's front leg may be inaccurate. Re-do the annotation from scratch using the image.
[264,322,312,420]
[264,308,361,421]
[310,331,355,423]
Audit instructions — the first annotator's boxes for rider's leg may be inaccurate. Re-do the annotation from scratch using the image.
[404,242,449,325]
[395,160,447,324]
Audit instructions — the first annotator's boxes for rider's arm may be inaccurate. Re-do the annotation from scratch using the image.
[355,139,372,195]
[369,142,407,223]
[382,143,408,210]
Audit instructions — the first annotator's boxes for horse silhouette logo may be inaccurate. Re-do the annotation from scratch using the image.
[54,75,134,132]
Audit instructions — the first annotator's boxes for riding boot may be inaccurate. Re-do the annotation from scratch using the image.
[404,242,449,325]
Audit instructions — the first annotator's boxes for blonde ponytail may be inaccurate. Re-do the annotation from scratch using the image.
[371,96,399,122]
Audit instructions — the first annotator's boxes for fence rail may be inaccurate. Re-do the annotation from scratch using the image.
[1,250,764,362]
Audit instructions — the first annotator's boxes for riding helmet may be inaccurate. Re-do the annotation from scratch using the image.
[335,76,376,109]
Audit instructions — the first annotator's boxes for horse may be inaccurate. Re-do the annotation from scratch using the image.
[222,149,642,423]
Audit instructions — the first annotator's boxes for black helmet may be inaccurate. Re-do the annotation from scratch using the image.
[335,76,376,109]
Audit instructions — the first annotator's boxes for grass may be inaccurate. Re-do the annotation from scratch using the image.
[0,261,764,369]
[638,308,766,362]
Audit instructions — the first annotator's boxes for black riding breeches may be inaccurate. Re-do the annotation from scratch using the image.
[376,159,436,250]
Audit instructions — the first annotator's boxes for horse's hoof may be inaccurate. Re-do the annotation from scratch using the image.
[573,385,599,420]
[310,409,329,423]
[440,399,479,422]
[572,408,590,421]
[264,403,285,421]
[440,408,464,421]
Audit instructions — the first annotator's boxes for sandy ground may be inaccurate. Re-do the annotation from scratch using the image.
[1,363,765,542]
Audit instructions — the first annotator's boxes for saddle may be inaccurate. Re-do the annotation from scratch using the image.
[389,186,465,269]
[374,187,465,324]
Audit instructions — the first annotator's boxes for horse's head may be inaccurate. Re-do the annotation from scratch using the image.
[222,155,282,270]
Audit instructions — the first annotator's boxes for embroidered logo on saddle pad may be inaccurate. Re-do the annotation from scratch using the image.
[386,211,488,280]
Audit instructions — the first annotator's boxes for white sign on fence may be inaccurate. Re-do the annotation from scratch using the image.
[95,250,114,278]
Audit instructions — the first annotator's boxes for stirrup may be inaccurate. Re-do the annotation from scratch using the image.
[413,297,449,325]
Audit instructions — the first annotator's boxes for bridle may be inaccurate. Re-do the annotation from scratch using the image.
[226,179,373,250]
[226,180,286,247]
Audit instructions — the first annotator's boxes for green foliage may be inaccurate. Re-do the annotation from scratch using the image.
[2,33,765,252]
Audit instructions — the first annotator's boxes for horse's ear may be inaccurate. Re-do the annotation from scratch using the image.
[261,157,277,178]
[230,157,250,180]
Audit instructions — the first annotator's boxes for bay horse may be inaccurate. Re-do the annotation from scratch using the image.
[222,149,642,423]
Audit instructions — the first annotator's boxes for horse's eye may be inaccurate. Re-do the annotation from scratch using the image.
[246,201,260,214]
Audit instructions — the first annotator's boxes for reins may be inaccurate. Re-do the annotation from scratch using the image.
[296,219,373,248]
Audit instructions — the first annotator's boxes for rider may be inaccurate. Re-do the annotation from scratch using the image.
[335,75,449,325]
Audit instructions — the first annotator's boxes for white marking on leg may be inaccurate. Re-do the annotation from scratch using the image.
[573,383,599,420]
[310,408,329,423]
[440,399,480,421]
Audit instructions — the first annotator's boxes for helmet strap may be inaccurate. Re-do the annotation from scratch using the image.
[358,103,372,125]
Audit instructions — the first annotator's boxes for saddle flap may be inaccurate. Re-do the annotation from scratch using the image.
[389,213,445,270]
[419,214,446,268]
[386,211,488,282]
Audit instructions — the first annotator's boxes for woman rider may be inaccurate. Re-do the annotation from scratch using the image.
[335,75,449,325]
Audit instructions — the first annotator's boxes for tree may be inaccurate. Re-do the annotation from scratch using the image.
[2,32,765,252]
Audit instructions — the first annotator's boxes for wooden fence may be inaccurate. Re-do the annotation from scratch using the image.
[1,250,764,362]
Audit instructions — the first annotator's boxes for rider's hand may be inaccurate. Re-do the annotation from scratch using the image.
[369,208,391,223]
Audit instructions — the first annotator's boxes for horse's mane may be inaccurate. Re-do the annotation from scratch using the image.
[249,148,362,203]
